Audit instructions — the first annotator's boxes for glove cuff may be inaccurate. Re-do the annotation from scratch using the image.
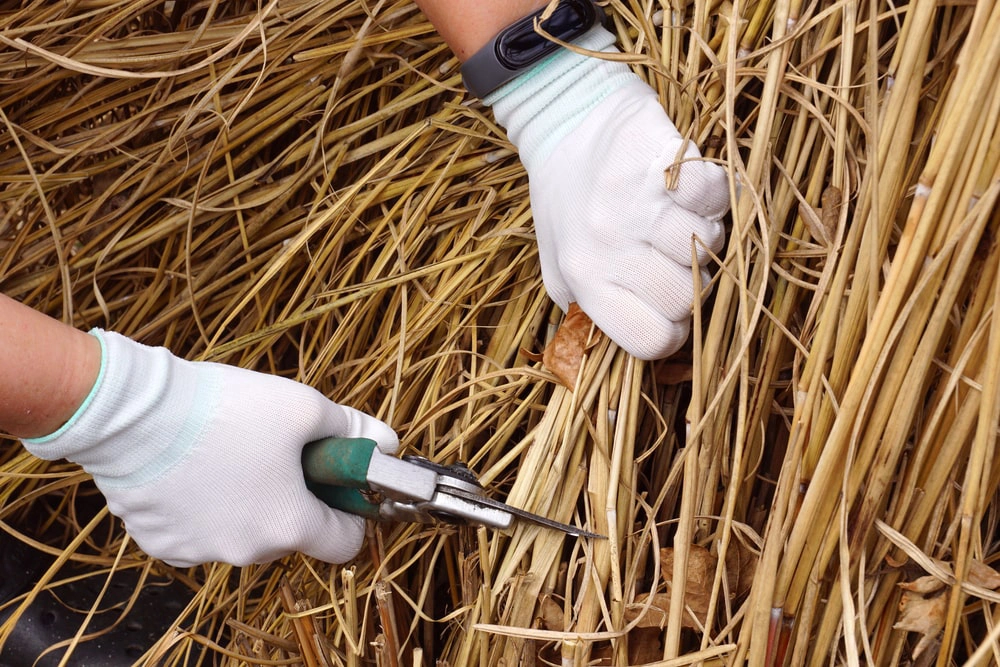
[484,24,637,173]
[21,329,221,489]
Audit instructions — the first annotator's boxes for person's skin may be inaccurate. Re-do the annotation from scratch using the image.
[0,294,102,439]
[412,0,549,61]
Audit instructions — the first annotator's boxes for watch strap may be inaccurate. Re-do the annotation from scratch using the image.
[460,0,603,99]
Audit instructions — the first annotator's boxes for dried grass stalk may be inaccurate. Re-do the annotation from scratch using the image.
[2,0,999,665]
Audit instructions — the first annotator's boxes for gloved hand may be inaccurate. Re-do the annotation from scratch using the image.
[484,25,731,360]
[22,329,398,568]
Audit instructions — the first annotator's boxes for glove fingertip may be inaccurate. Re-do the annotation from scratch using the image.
[583,292,690,361]
[625,320,689,361]
[337,406,399,454]
[301,505,367,564]
[695,218,727,261]
[668,158,731,220]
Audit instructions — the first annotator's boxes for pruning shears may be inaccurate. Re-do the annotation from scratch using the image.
[302,437,604,539]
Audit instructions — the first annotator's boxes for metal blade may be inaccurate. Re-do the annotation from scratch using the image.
[443,487,606,539]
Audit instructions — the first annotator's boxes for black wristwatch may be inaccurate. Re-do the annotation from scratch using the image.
[460,0,604,99]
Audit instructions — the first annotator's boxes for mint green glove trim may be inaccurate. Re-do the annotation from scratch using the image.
[95,363,223,491]
[483,25,635,173]
[482,49,561,105]
[520,75,626,170]
[22,329,107,446]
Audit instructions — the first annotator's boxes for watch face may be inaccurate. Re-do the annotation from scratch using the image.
[496,0,598,69]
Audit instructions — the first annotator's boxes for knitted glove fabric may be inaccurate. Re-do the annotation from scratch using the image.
[23,330,398,568]
[485,25,730,360]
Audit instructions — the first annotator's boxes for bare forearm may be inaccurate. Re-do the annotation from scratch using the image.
[412,0,548,61]
[0,294,101,439]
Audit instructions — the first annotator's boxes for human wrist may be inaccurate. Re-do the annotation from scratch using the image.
[413,0,549,62]
[0,294,102,440]
[45,329,104,440]
[22,329,113,448]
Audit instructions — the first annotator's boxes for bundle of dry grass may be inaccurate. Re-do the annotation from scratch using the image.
[1,0,998,665]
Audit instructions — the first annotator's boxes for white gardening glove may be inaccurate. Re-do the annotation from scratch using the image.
[485,25,731,360]
[22,329,398,568]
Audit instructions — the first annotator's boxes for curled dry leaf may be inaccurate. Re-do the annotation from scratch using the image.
[542,302,595,389]
[968,559,1000,590]
[536,594,564,631]
[898,575,945,596]
[725,537,759,598]
[820,186,843,242]
[890,554,1000,660]
[891,554,1000,593]
[635,545,718,629]
[895,590,946,660]
[799,185,842,248]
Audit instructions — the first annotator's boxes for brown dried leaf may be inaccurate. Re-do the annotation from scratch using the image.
[543,302,594,389]
[820,186,842,241]
[624,592,671,628]
[894,591,946,660]
[624,543,756,634]
[892,554,1000,591]
[536,594,564,631]
[798,186,842,247]
[968,559,1000,590]
[724,538,758,598]
[898,575,945,596]
[628,628,664,663]
[658,545,717,628]
[653,361,693,385]
[521,348,543,363]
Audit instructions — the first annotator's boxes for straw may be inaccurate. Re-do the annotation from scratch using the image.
[2,0,999,664]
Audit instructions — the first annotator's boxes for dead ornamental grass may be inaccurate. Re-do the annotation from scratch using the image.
[1,0,998,665]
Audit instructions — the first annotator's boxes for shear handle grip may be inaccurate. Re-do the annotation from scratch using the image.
[302,437,381,520]
[302,436,377,488]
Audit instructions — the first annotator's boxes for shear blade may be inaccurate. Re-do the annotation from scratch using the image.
[444,487,605,539]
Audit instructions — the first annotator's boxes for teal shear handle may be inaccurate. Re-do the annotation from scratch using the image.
[302,437,599,536]
[302,437,382,520]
